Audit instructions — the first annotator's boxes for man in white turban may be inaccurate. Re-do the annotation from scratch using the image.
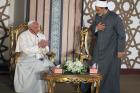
[81,0,126,93]
[92,0,125,93]
[14,21,54,93]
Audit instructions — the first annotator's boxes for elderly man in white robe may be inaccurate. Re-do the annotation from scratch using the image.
[14,21,54,93]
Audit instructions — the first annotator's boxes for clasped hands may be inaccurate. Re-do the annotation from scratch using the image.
[38,39,48,48]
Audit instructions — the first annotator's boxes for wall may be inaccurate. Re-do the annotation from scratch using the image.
[2,0,139,69]
[0,0,10,65]
[29,0,82,64]
[9,0,27,26]
[29,0,140,69]
[83,0,140,69]
[0,0,26,68]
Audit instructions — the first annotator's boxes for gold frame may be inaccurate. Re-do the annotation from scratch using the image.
[79,27,96,62]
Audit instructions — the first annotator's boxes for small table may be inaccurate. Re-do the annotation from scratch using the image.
[43,73,102,93]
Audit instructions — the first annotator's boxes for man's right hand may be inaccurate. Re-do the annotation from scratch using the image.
[117,52,125,59]
[96,22,105,31]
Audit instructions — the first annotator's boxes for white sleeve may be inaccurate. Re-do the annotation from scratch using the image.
[15,35,39,54]
[45,46,49,53]
[95,28,98,33]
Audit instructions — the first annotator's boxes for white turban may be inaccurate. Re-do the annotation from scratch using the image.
[95,0,108,7]
[28,20,35,26]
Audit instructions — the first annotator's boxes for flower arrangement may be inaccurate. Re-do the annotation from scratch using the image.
[62,59,87,74]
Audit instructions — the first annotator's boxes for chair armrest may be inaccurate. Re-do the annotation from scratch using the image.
[46,52,56,62]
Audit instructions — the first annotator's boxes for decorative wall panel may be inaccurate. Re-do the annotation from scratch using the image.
[0,0,10,64]
[83,0,140,69]
[49,0,62,64]
[29,0,82,64]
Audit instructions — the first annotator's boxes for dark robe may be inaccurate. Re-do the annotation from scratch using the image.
[92,10,126,93]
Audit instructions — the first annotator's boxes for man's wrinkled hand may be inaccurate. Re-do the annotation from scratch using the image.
[117,52,125,58]
[96,22,105,31]
[38,39,48,48]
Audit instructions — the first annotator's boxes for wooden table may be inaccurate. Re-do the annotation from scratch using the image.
[43,73,102,93]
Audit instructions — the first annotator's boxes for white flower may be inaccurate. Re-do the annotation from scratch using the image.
[63,59,87,74]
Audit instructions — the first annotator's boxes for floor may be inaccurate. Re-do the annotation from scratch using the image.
[0,74,140,93]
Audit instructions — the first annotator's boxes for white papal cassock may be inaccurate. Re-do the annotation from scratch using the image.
[14,30,54,93]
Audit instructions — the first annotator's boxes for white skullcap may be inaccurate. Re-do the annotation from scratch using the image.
[28,20,35,26]
[95,0,108,7]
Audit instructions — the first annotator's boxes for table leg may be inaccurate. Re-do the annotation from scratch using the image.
[50,81,55,93]
[91,82,95,93]
[96,81,100,93]
[77,83,81,93]
[47,81,51,93]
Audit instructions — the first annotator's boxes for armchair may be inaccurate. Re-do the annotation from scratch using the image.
[9,23,55,81]
[9,23,28,81]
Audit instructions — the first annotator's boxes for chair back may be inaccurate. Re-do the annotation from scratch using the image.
[9,23,28,74]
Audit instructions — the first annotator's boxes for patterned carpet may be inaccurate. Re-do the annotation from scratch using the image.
[0,74,140,93]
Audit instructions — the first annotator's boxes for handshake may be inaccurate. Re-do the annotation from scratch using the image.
[38,39,48,48]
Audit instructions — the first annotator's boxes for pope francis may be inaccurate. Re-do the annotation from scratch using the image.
[14,21,54,93]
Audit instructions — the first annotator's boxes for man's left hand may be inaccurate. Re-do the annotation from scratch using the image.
[117,52,125,58]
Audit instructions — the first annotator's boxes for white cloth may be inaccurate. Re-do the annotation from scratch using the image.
[95,0,108,7]
[14,30,54,93]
